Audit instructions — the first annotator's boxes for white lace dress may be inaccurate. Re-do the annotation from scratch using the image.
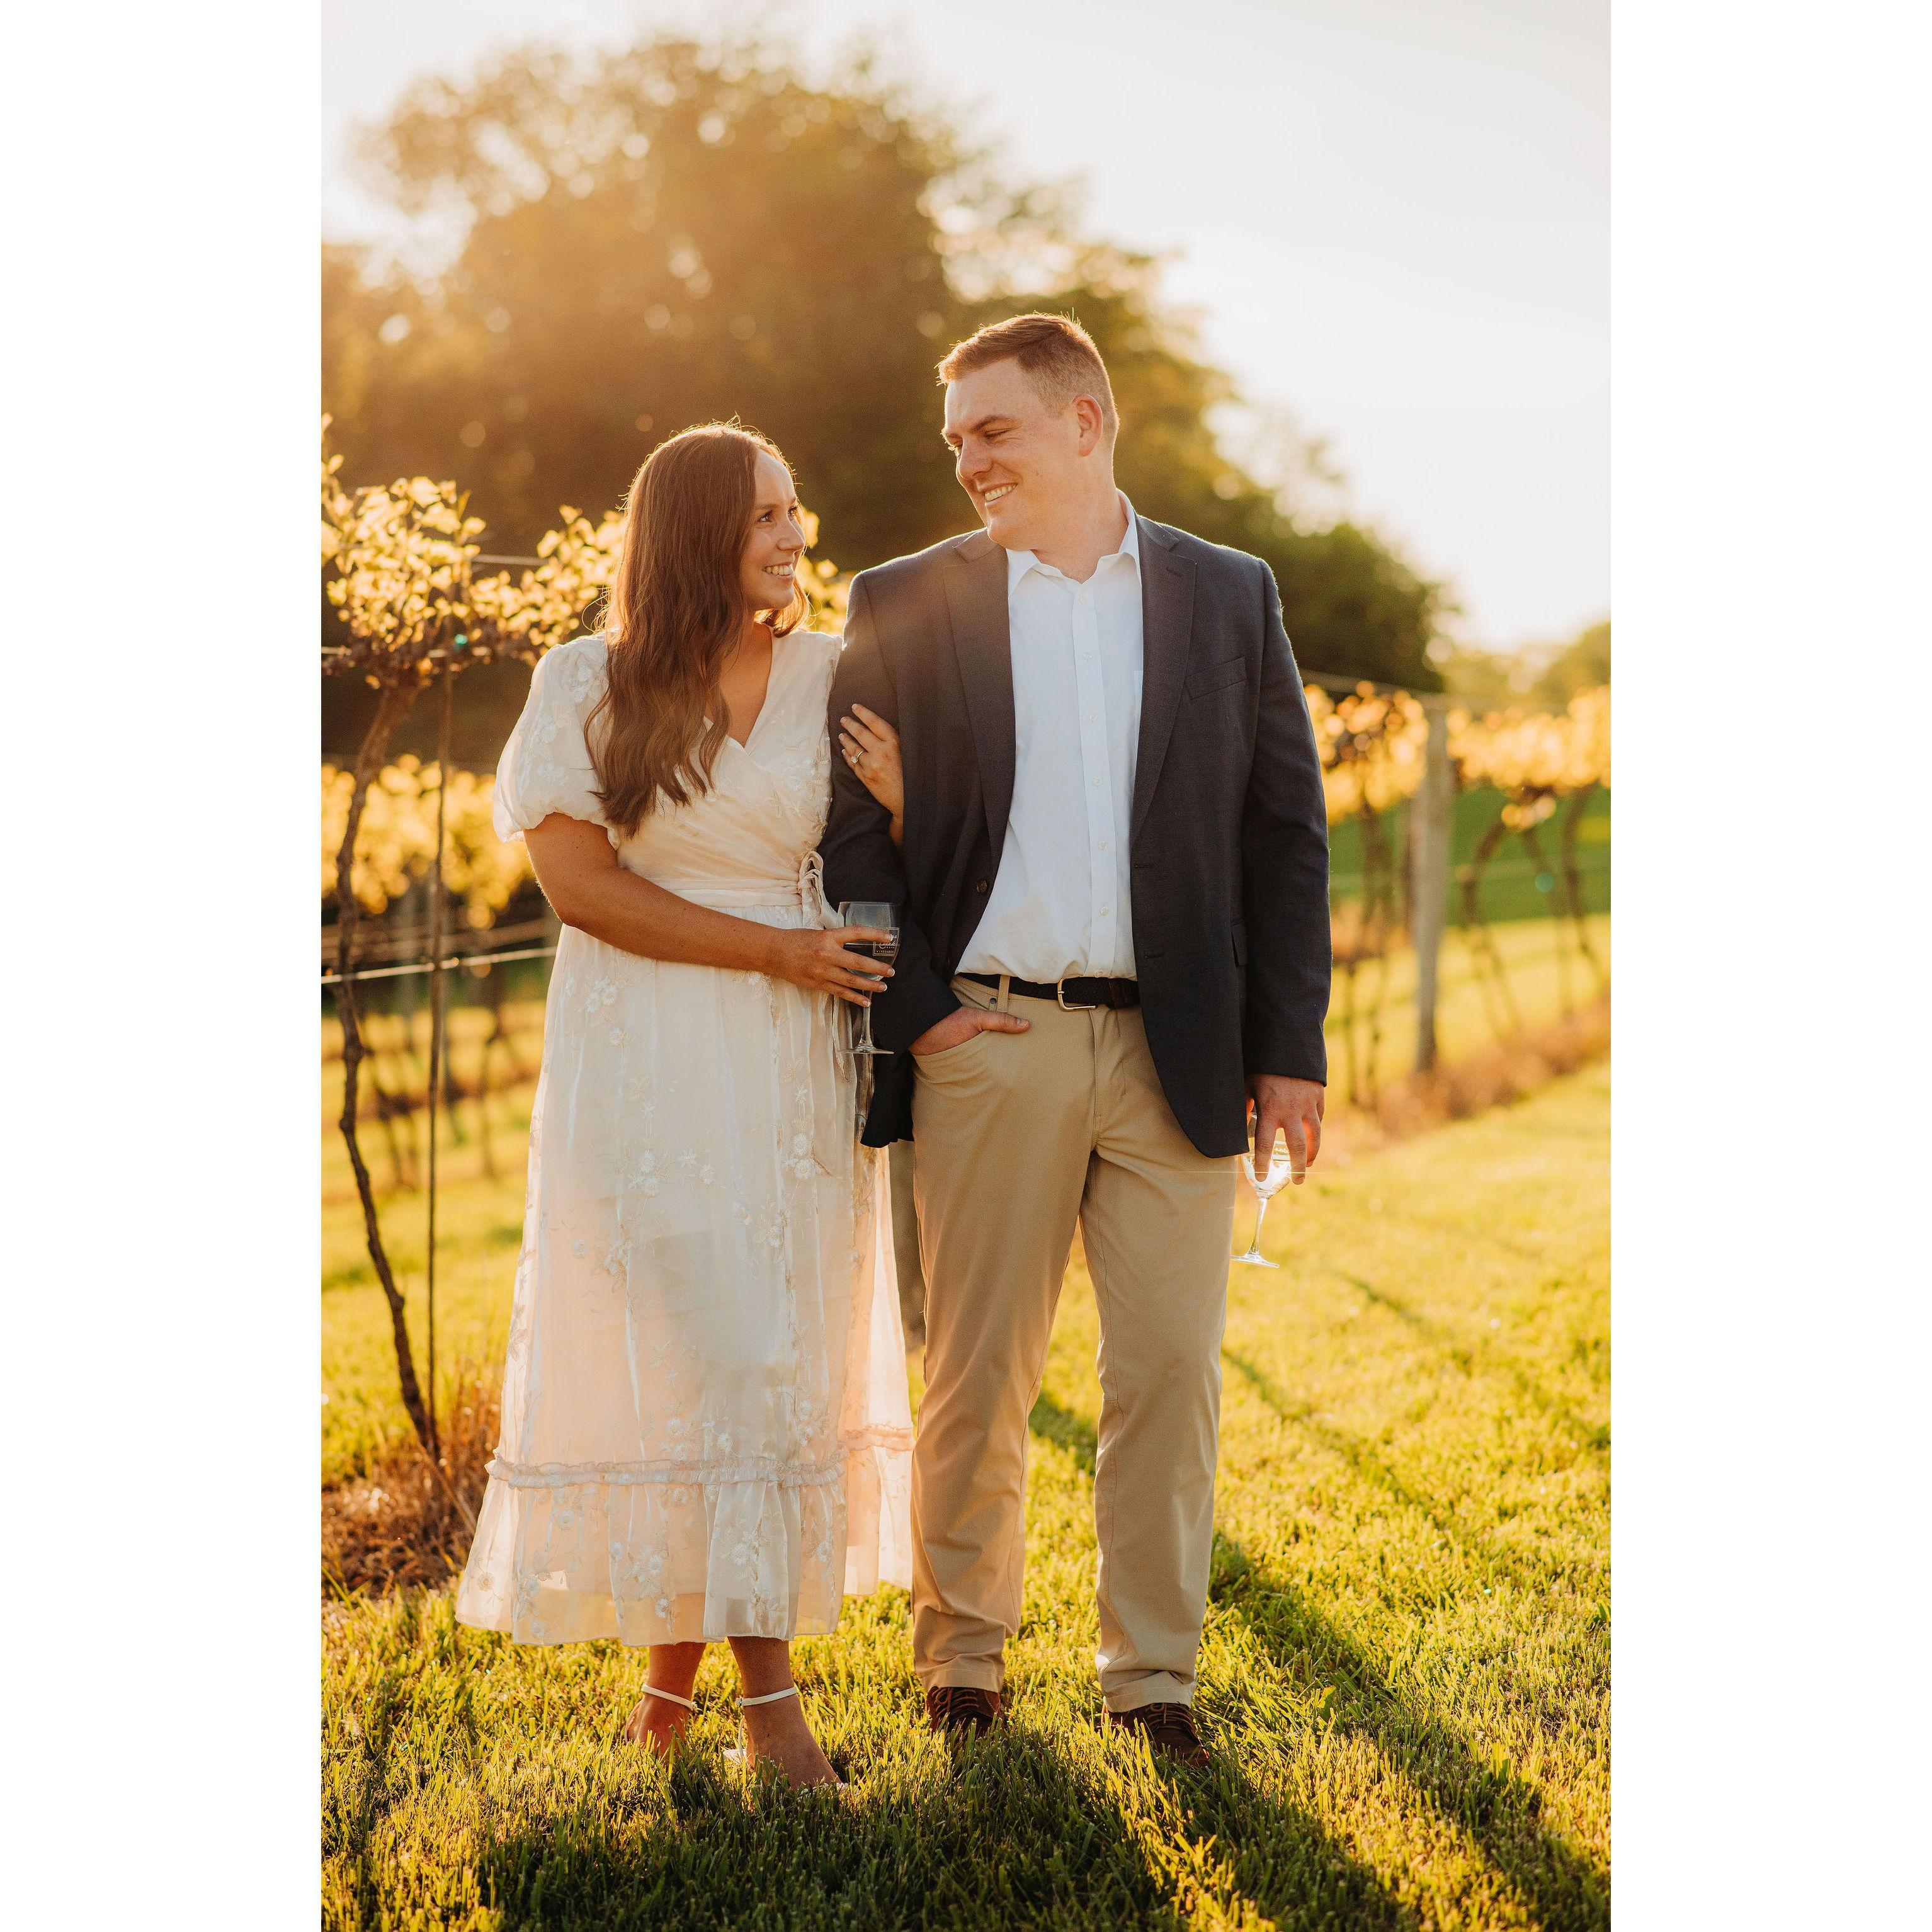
[456,632,913,1646]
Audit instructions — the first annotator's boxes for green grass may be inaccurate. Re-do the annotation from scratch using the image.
[1327,786,1610,926]
[323,1152,526,1483]
[323,1062,1609,1929]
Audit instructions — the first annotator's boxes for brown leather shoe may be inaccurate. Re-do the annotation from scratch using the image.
[925,1685,1004,1737]
[1106,1702,1210,1768]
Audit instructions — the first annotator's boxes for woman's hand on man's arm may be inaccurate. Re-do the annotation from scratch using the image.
[838,702,905,848]
[523,814,894,1008]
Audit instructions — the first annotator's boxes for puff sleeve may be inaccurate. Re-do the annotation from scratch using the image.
[492,636,612,841]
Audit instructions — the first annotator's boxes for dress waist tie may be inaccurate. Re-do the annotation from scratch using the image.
[795,850,835,930]
[647,855,836,923]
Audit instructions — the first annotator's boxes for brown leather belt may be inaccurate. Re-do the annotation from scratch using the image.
[960,971,1140,1011]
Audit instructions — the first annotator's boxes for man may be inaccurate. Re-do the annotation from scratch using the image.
[821,313,1331,1767]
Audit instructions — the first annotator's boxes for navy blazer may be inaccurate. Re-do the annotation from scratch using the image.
[819,517,1331,1158]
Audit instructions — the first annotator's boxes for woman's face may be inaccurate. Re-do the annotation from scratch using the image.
[739,450,806,619]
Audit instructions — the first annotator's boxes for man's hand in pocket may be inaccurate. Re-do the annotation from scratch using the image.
[910,1004,1031,1057]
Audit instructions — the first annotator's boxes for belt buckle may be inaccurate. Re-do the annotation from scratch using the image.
[1056,975,1101,1011]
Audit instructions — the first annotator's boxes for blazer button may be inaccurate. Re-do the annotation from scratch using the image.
[974,878,990,895]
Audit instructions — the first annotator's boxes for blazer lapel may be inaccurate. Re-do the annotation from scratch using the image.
[943,532,1016,855]
[1132,520,1198,840]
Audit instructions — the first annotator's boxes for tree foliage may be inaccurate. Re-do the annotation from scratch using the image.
[1530,620,1610,708]
[324,31,1444,689]
[1433,618,1610,712]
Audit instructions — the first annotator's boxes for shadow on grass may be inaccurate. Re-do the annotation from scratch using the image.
[1031,1390,1608,1932]
[1208,1533,1609,1932]
[1220,1349,1587,1596]
[1348,1208,1555,1266]
[443,1717,1417,1932]
[1331,1269,1610,1458]
[323,1576,1414,1932]
[1027,1393,1417,1929]
[326,1602,448,1928]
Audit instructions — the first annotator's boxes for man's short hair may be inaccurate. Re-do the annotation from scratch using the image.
[936,312,1118,441]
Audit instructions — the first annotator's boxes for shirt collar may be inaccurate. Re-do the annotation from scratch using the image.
[1005,494,1141,592]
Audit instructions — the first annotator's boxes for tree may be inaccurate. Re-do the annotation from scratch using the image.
[1530,620,1610,707]
[326,31,1444,691]
[1432,617,1610,712]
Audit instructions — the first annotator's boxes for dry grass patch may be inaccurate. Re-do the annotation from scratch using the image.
[323,1361,499,1599]
[1341,995,1610,1152]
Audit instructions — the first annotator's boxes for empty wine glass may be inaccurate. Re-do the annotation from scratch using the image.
[837,901,899,1058]
[1235,1130,1295,1266]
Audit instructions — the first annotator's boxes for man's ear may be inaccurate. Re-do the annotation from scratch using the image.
[1072,394,1108,457]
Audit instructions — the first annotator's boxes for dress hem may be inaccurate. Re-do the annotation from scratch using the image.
[452,1588,906,1650]
[483,1427,914,1491]
[455,1436,914,1649]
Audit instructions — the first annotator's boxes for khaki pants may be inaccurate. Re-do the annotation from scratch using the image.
[909,975,1237,1712]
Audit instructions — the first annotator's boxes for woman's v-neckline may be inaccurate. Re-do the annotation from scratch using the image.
[717,630,806,771]
[722,627,779,753]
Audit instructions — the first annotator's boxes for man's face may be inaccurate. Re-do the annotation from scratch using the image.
[942,359,1087,552]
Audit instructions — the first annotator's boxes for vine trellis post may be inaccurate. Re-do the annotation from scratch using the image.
[1410,695,1454,1074]
[1559,787,1608,994]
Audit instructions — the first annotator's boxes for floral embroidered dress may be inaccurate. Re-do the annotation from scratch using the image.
[457,631,913,1646]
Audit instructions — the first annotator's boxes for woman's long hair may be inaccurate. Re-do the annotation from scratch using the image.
[589,423,807,834]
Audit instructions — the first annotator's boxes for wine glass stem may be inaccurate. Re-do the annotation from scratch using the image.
[859,997,875,1055]
[1251,1191,1273,1255]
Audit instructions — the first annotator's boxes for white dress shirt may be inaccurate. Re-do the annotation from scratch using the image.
[958,497,1145,981]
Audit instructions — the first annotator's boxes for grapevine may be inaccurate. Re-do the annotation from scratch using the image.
[1448,688,1611,1030]
[1305,684,1428,1105]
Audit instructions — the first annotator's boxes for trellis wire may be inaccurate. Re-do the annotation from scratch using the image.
[321,943,557,987]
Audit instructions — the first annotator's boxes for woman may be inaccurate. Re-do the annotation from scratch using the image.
[457,424,911,1789]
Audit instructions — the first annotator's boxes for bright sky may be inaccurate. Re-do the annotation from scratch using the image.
[322,0,1607,651]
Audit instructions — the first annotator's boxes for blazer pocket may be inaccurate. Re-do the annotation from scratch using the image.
[1185,654,1248,700]
[1231,919,1248,967]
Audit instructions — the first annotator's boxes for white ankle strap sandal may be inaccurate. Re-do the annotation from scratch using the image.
[639,1684,698,1712]
[639,1682,796,1714]
[636,1679,838,1786]
[723,1683,842,1787]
